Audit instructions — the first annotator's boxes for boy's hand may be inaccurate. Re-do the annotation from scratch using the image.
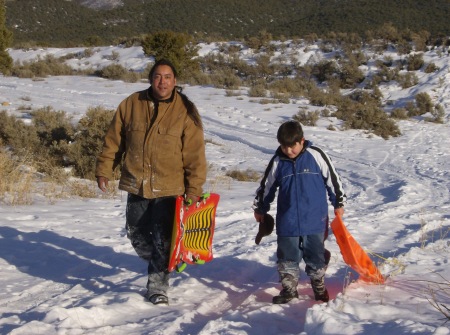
[335,207,344,217]
[254,211,264,223]
[255,213,275,245]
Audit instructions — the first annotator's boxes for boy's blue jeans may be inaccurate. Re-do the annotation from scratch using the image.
[276,233,328,283]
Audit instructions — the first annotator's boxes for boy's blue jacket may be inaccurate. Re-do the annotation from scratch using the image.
[253,140,346,236]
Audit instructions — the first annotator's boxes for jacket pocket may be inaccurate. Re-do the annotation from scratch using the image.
[155,126,183,155]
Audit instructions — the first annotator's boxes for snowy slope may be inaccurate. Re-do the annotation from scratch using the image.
[0,44,449,335]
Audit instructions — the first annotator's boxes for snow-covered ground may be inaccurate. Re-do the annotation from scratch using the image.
[0,44,449,334]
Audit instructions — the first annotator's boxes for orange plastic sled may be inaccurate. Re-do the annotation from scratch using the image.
[331,215,384,283]
[168,193,220,272]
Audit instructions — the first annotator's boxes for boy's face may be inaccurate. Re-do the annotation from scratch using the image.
[280,139,304,159]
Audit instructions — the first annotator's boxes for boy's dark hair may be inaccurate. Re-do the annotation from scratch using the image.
[148,59,178,81]
[277,121,304,146]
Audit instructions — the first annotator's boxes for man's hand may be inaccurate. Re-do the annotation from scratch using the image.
[184,194,200,206]
[97,176,109,193]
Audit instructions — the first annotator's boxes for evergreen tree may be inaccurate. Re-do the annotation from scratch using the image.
[141,31,200,80]
[0,0,13,74]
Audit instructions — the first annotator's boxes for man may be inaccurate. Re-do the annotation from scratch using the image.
[96,59,207,305]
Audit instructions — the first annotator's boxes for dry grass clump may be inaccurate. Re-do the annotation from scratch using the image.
[294,108,320,126]
[95,64,144,83]
[0,146,35,205]
[426,273,450,322]
[11,54,82,78]
[66,180,99,198]
[225,168,261,182]
[0,145,120,205]
[0,105,118,205]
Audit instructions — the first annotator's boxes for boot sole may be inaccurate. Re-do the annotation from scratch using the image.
[272,292,299,304]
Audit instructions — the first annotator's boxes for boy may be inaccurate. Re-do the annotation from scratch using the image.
[253,120,346,304]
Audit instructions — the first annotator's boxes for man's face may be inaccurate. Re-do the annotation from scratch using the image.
[151,65,177,100]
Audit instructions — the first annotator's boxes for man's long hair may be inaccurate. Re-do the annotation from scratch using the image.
[177,86,202,129]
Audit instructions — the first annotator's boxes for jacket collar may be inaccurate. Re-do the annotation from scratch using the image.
[147,86,176,103]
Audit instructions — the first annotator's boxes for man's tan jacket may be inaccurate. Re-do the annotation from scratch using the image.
[95,88,207,199]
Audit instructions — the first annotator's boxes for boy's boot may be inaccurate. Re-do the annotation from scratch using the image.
[272,273,299,304]
[310,276,329,302]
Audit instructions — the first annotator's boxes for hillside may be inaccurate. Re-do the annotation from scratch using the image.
[5,0,450,47]
[0,44,449,334]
